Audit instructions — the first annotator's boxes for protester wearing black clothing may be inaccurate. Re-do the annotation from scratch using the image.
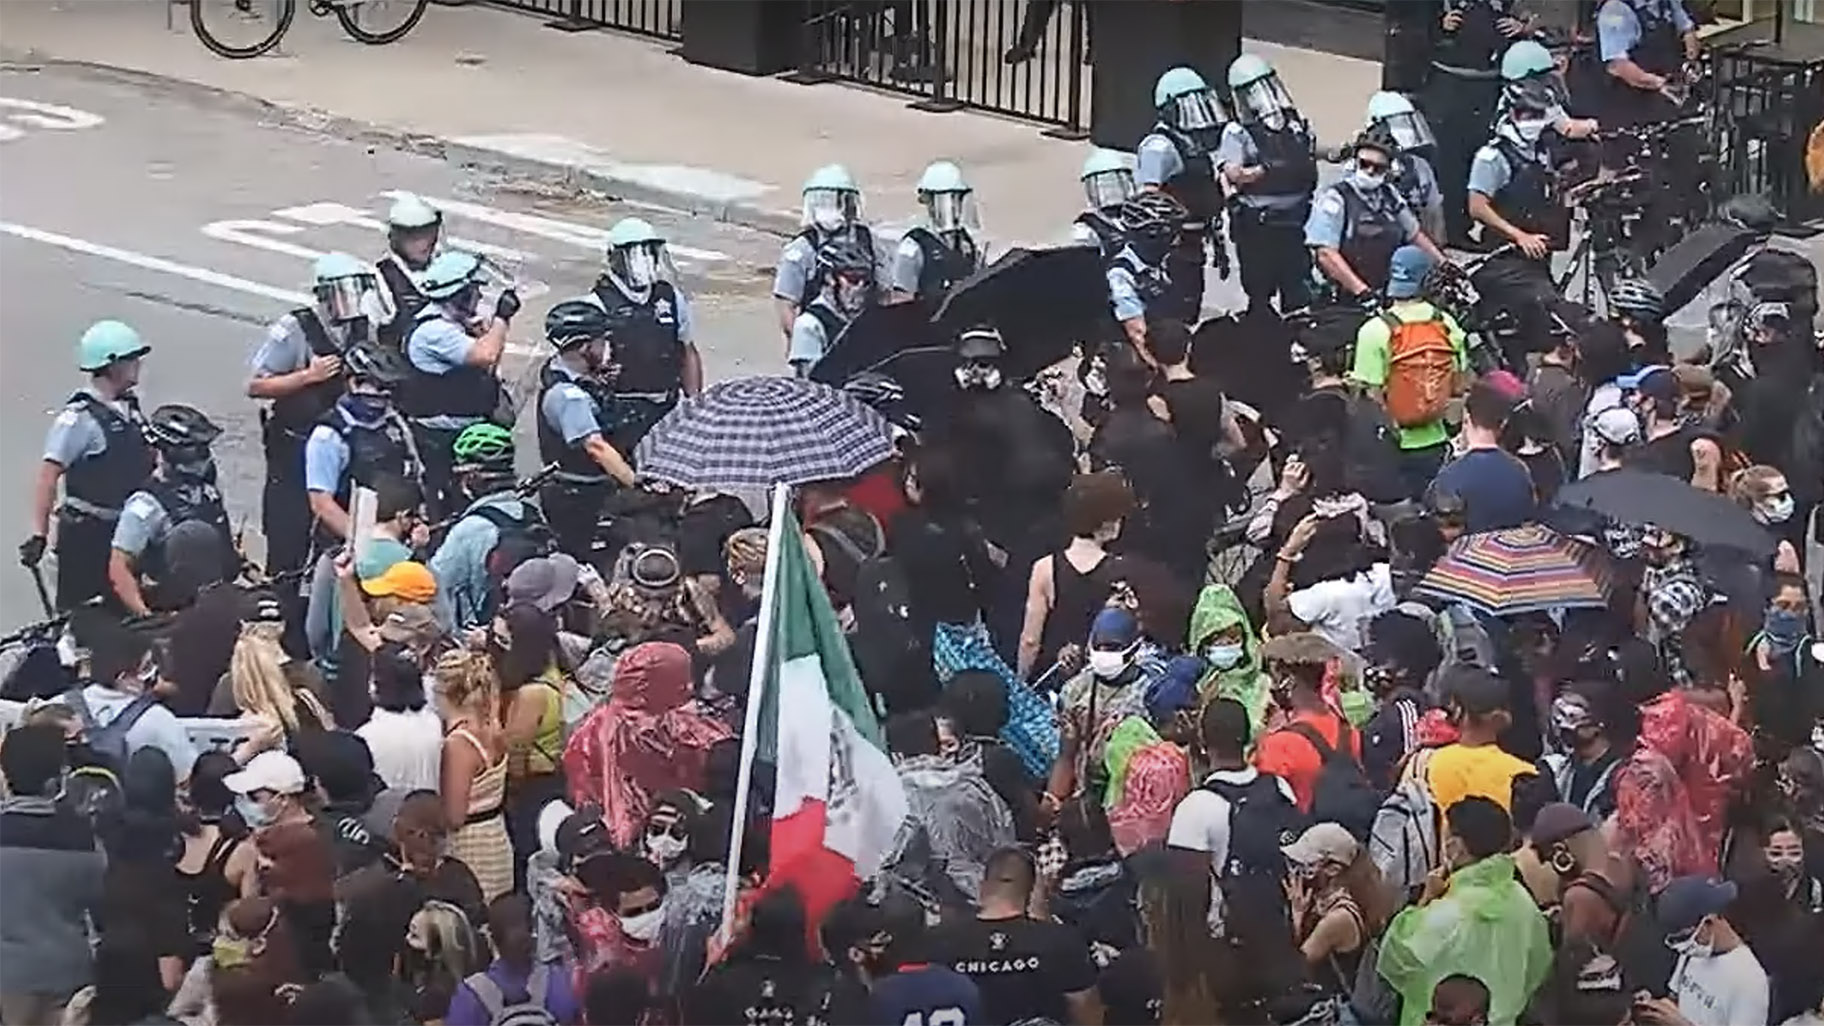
[927,847,1099,1026]
[684,888,848,1026]
[1361,609,1442,790]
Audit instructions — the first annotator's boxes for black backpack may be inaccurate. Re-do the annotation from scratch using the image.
[1563,868,1672,997]
[1204,772,1309,882]
[471,504,558,564]
[848,555,930,716]
[1281,721,1383,842]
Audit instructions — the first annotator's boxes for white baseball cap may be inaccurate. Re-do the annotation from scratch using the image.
[223,751,307,796]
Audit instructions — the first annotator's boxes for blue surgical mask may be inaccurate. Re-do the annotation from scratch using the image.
[342,394,388,423]
[1764,609,1808,652]
[1759,494,1794,524]
[1204,642,1246,671]
[235,795,274,829]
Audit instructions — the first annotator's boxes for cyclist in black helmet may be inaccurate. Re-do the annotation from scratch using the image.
[303,342,420,547]
[537,299,636,561]
[1106,191,1189,362]
[788,237,878,378]
[108,404,231,617]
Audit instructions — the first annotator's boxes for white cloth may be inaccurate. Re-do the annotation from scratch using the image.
[356,706,445,792]
[1670,946,1770,1026]
[1286,563,1396,655]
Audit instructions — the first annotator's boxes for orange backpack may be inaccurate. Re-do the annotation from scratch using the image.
[1381,312,1456,428]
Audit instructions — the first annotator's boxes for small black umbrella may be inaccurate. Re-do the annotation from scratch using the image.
[808,302,939,390]
[932,246,1110,381]
[1552,467,1776,558]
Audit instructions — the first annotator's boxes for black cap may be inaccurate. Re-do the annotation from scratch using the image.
[296,730,378,806]
[556,804,614,871]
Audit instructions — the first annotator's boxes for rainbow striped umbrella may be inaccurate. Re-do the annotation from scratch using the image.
[1414,524,1613,617]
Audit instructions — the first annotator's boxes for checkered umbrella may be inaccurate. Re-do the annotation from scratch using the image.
[632,376,897,495]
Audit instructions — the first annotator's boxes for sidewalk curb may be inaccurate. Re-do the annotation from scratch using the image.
[0,49,808,239]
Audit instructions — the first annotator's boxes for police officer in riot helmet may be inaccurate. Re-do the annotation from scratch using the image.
[1364,92,1447,242]
[249,252,374,578]
[304,342,420,546]
[537,299,637,562]
[108,404,231,618]
[1467,95,1574,356]
[23,320,156,612]
[889,161,985,307]
[399,249,518,521]
[1106,192,1189,363]
[775,165,876,343]
[1422,0,1534,247]
[373,193,443,348]
[788,237,877,379]
[1071,149,1137,258]
[1595,0,1700,129]
[1136,67,1231,321]
[1307,133,1444,305]
[1221,54,1321,314]
[592,217,704,458]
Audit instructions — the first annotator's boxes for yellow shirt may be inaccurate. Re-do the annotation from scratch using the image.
[1424,742,1536,813]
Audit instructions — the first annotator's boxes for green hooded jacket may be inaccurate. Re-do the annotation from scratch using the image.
[1377,853,1553,1025]
[1186,585,1270,730]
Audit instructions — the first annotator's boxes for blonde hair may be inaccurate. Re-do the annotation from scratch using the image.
[1727,464,1784,509]
[433,648,499,724]
[724,527,768,580]
[230,622,331,732]
[408,899,483,987]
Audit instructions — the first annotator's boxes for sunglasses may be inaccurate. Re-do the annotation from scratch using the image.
[645,821,689,841]
[1357,159,1390,173]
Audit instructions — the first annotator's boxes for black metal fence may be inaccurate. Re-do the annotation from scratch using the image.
[497,0,681,40]
[1706,44,1824,227]
[792,0,1092,137]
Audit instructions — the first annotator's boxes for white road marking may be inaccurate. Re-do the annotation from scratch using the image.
[378,190,730,263]
[0,97,106,142]
[203,217,550,301]
[269,201,534,264]
[1,220,541,356]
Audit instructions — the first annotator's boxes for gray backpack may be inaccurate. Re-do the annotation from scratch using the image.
[461,967,557,1026]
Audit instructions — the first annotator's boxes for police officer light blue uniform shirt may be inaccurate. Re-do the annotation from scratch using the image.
[1304,184,1423,249]
[1399,157,1445,227]
[1597,0,1694,61]
[42,390,135,518]
[1135,132,1191,190]
[405,309,492,431]
[250,311,341,380]
[773,235,822,308]
[1105,247,1151,324]
[888,235,933,295]
[1467,134,1538,200]
[111,490,181,561]
[539,363,609,482]
[1214,124,1311,214]
[787,297,848,374]
[304,407,405,498]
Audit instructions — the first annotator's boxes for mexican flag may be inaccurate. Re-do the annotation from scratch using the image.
[753,505,908,925]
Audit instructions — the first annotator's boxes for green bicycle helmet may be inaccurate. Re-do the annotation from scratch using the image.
[451,422,516,470]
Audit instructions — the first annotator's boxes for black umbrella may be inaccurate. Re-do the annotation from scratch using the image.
[1552,467,1776,558]
[807,302,939,391]
[932,246,1110,381]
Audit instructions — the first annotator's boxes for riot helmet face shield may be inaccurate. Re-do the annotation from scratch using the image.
[920,190,980,234]
[1162,88,1230,150]
[1083,167,1138,212]
[608,241,676,292]
[316,274,375,324]
[1234,73,1298,130]
[804,188,862,233]
[1376,108,1437,153]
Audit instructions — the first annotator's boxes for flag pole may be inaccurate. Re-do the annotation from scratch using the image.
[719,482,792,942]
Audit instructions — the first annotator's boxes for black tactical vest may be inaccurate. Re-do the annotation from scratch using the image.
[535,360,613,481]
[64,392,154,513]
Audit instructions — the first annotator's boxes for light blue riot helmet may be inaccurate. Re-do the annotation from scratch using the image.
[77,319,150,373]
[1364,90,1437,152]
[1500,40,1555,82]
[1228,53,1298,129]
[916,160,978,233]
[420,250,485,302]
[312,251,375,323]
[386,193,442,267]
[1153,66,1228,146]
[1080,149,1136,212]
[802,164,863,232]
[604,216,674,293]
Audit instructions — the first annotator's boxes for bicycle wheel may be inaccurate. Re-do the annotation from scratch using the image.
[191,0,296,59]
[335,0,429,44]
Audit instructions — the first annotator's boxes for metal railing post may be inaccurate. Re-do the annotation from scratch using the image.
[909,0,963,112]
[1043,0,1090,139]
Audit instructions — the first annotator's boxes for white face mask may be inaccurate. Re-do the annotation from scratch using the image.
[1667,918,1715,959]
[1204,642,1246,671]
[1758,494,1794,524]
[1349,169,1386,193]
[645,832,687,865]
[1087,645,1133,680]
[1514,117,1549,142]
[619,908,663,943]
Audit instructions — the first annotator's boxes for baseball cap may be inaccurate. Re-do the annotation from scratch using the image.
[1591,406,1642,446]
[1634,366,1678,404]
[360,561,437,603]
[1089,607,1140,648]
[555,804,614,871]
[1282,822,1360,868]
[1386,245,1435,300]
[505,553,581,612]
[1615,363,1670,392]
[223,751,307,796]
[1529,802,1596,847]
[378,604,441,647]
[1658,875,1737,933]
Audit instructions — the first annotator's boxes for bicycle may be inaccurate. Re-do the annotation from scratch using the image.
[190,0,429,60]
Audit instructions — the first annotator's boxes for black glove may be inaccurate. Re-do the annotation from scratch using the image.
[18,534,45,568]
[1356,290,1386,314]
[494,289,522,323]
[1210,232,1232,281]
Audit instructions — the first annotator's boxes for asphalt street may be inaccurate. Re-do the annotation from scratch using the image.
[0,65,786,629]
